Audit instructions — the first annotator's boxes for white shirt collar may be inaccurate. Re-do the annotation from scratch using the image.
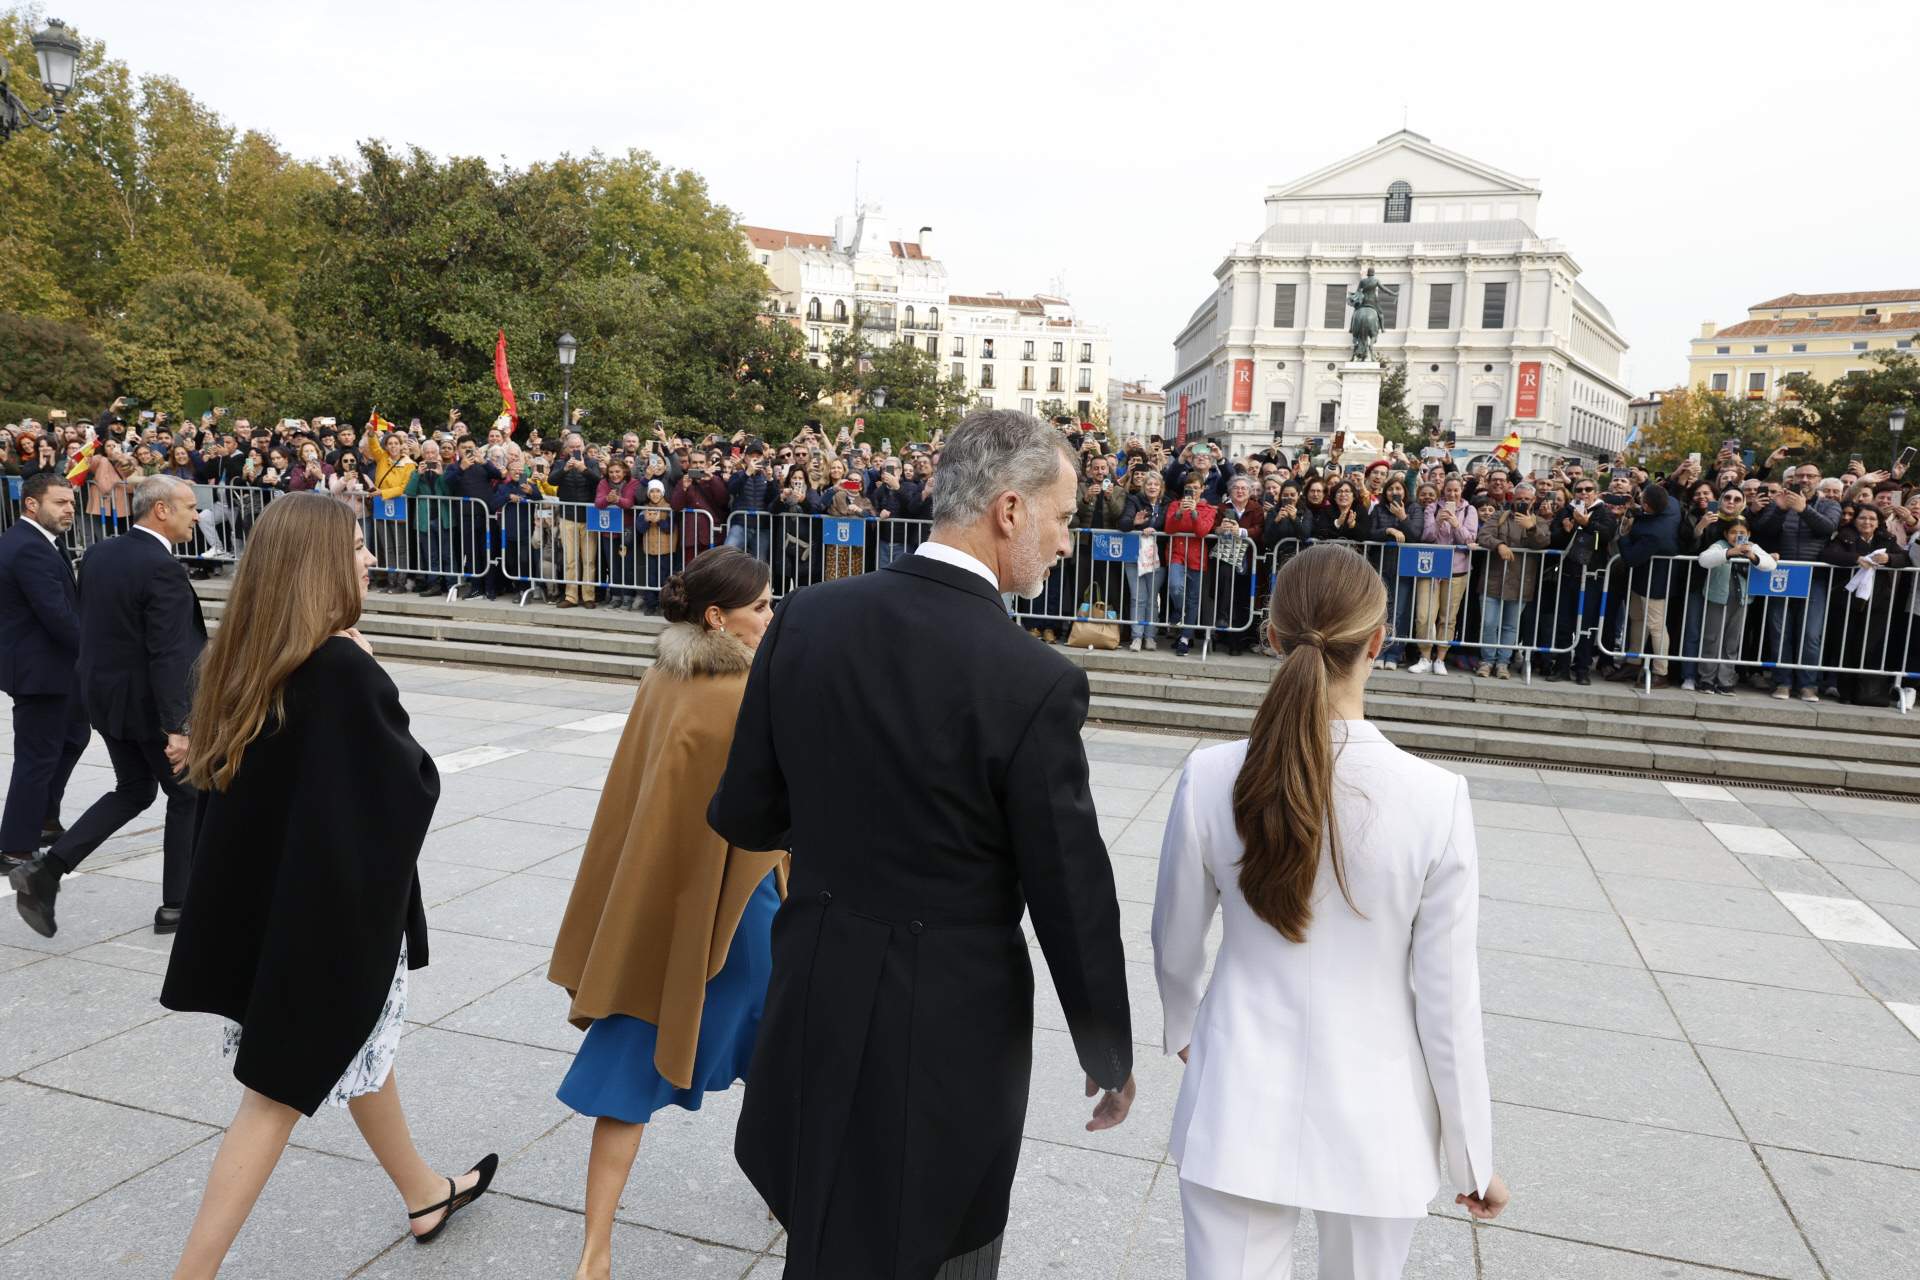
[136,524,174,552]
[30,519,60,547]
[916,539,1000,592]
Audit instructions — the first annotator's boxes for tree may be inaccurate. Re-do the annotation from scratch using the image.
[1632,385,1782,471]
[1376,362,1419,450]
[1777,352,1920,475]
[819,328,970,442]
[110,271,296,418]
[0,311,114,407]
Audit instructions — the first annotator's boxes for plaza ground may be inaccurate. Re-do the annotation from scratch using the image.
[3,660,1920,1278]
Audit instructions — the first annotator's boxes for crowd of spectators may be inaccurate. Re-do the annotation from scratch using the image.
[5,404,1917,709]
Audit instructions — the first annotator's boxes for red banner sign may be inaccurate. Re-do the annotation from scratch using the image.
[1515,361,1542,419]
[1230,359,1253,413]
[1177,393,1189,445]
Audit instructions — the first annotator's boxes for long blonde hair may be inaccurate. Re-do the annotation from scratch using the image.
[185,493,364,791]
[1231,544,1385,942]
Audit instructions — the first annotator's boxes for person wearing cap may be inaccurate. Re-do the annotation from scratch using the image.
[638,478,676,613]
[725,442,777,568]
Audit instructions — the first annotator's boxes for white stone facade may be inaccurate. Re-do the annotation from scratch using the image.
[944,294,1111,424]
[744,207,949,364]
[1109,379,1167,441]
[1164,131,1630,472]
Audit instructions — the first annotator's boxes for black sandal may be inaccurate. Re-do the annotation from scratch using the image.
[409,1153,499,1244]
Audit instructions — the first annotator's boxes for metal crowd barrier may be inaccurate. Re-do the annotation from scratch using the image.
[1596,552,1919,707]
[1348,541,1572,680]
[361,493,504,596]
[727,509,932,599]
[500,500,718,607]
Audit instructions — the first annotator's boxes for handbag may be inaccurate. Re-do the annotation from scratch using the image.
[1068,589,1122,651]
[1211,530,1250,571]
[1135,527,1159,573]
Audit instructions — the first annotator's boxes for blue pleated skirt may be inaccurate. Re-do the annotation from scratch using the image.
[557,871,779,1124]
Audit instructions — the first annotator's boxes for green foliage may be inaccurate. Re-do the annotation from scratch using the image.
[109,271,296,419]
[0,311,114,405]
[818,326,971,442]
[1776,352,1920,474]
[1636,386,1783,470]
[1376,362,1419,449]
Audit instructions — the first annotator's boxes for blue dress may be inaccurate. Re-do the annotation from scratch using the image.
[558,870,780,1123]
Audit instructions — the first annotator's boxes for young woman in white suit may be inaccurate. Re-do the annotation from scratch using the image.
[1152,543,1510,1279]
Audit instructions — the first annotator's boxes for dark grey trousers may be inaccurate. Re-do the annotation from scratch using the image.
[933,1234,1003,1279]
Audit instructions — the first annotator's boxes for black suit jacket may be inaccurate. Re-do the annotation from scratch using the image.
[0,518,82,699]
[710,554,1133,1278]
[75,529,207,741]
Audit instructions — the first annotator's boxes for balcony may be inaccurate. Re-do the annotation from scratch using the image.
[855,314,897,332]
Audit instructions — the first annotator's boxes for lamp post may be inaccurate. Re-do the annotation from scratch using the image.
[1892,406,1908,472]
[1,18,83,145]
[556,332,578,434]
[871,386,888,410]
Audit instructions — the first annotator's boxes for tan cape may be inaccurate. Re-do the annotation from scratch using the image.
[547,622,788,1090]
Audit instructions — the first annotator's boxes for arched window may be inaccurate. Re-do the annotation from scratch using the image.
[1384,180,1412,223]
[928,305,939,331]
[904,305,916,329]
[807,297,822,320]
[833,299,848,322]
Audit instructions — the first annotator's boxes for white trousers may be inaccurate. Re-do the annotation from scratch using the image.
[1180,1179,1420,1280]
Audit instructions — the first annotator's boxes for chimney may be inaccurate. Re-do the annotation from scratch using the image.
[917,225,934,259]
[1699,321,1718,340]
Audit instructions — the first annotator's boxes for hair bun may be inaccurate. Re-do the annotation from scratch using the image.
[659,575,691,623]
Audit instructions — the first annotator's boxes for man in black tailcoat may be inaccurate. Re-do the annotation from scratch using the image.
[0,474,90,872]
[710,408,1136,1280]
[11,475,207,938]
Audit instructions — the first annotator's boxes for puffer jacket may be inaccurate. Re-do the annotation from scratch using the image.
[1751,494,1840,563]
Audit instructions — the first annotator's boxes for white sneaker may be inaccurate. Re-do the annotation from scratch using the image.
[1900,687,1917,713]
[1381,659,1398,671]
[1681,678,1696,692]
[1144,636,1158,651]
[1799,687,1820,703]
[1409,659,1433,674]
[1771,685,1791,701]
[1430,663,1450,677]
[1128,638,1142,652]
[202,548,235,561]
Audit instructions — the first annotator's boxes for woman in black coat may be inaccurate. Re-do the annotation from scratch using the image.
[1820,506,1908,706]
[160,493,496,1277]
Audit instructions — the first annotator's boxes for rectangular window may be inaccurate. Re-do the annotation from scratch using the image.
[1481,282,1508,329]
[1791,343,1807,352]
[1474,404,1494,436]
[1077,369,1093,392]
[1079,343,1093,363]
[952,337,965,356]
[1421,404,1440,424]
[1852,340,1868,351]
[1752,344,1768,354]
[925,336,937,355]
[1051,341,1064,361]
[1900,340,1914,350]
[1022,339,1035,360]
[1748,371,1767,393]
[1427,283,1452,329]
[1715,346,1730,355]
[950,361,964,381]
[1019,368,1035,390]
[1077,399,1091,419]
[1272,283,1297,327]
[979,395,993,408]
[1324,284,1346,329]
[1711,372,1729,392]
[1319,401,1337,431]
[1048,368,1063,392]
[979,366,994,388]
[1021,397,1034,414]
[1269,401,1287,431]
[1378,284,1401,329]
[981,339,995,359]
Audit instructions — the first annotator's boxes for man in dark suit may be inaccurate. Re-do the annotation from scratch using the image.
[11,475,207,938]
[710,409,1135,1280]
[0,473,90,871]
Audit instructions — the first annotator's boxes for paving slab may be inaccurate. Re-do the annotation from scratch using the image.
[1657,972,1920,1074]
[1484,1014,1739,1137]
[1623,916,1861,994]
[1601,873,1809,936]
[1000,1139,1159,1278]
[1758,1145,1920,1280]
[419,814,596,873]
[1479,950,1682,1039]
[404,928,552,1026]
[0,954,165,1077]
[1476,1228,1763,1278]
[1479,898,1641,967]
[427,872,577,947]
[1479,856,1612,912]
[1701,1046,1920,1168]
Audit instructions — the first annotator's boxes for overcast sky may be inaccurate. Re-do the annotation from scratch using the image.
[60,0,1920,392]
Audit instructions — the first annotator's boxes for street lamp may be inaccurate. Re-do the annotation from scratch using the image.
[871,386,888,410]
[1,18,83,145]
[556,332,577,433]
[1892,405,1908,471]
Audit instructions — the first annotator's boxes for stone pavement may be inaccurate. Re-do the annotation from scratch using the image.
[4,660,1920,1279]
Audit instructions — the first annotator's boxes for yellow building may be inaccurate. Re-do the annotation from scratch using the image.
[1690,289,1919,401]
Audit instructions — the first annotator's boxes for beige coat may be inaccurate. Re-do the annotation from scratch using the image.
[548,623,788,1089]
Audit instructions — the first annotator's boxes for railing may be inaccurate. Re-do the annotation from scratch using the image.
[360,493,498,595]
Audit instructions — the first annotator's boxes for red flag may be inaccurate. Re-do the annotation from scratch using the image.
[493,329,519,435]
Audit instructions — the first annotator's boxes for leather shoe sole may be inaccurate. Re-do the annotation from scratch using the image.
[10,861,60,938]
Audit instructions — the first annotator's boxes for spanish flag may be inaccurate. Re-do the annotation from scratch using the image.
[370,410,395,438]
[65,440,96,483]
[1492,430,1522,467]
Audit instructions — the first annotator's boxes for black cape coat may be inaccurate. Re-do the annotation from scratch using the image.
[709,555,1133,1280]
[160,636,437,1115]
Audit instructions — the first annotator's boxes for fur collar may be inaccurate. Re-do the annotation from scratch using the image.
[652,622,754,679]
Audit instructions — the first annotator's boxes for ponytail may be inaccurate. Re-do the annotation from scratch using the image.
[1231,544,1384,942]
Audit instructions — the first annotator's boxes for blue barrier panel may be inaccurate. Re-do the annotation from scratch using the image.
[1752,562,1813,600]
[585,506,623,534]
[1397,544,1455,579]
[4,475,20,499]
[823,517,865,547]
[1091,532,1140,562]
[372,496,409,521]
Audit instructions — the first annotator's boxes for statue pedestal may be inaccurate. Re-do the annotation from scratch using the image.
[1339,361,1387,455]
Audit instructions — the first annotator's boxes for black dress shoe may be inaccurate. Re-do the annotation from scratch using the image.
[10,857,62,938]
[37,824,64,849]
[153,905,183,935]
[1574,672,1592,686]
[1,850,34,872]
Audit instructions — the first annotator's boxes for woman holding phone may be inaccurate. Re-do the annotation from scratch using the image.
[549,547,785,1280]
[1153,545,1507,1279]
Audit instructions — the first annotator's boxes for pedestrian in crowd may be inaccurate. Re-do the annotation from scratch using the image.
[552,431,604,608]
[330,450,371,518]
[1691,516,1777,695]
[821,477,873,581]
[366,426,417,590]
[548,548,783,1280]
[1476,489,1549,679]
[671,446,728,564]
[1152,544,1506,1279]
[1211,474,1264,655]
[406,439,454,596]
[85,441,131,546]
[1544,475,1619,685]
[1410,476,1476,675]
[725,442,777,565]
[11,476,207,937]
[1165,473,1218,656]
[159,493,494,1277]
[447,438,503,595]
[710,408,1135,1280]
[491,444,541,599]
[0,474,90,873]
[1609,482,1682,686]
[1366,476,1421,669]
[594,456,640,607]
[1751,462,1840,701]
[1823,504,1907,706]
[773,466,819,596]
[1121,469,1168,651]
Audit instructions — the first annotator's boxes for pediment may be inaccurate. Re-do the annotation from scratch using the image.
[1269,131,1538,201]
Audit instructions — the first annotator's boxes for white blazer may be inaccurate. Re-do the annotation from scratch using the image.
[1151,721,1492,1219]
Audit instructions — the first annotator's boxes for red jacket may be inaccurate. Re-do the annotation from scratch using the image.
[1164,498,1218,570]
[670,475,728,552]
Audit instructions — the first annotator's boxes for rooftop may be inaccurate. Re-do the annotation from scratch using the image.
[948,294,1047,313]
[741,224,832,253]
[1709,312,1920,339]
[1751,289,1920,310]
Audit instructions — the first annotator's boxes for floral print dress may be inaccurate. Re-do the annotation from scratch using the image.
[222,940,408,1109]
